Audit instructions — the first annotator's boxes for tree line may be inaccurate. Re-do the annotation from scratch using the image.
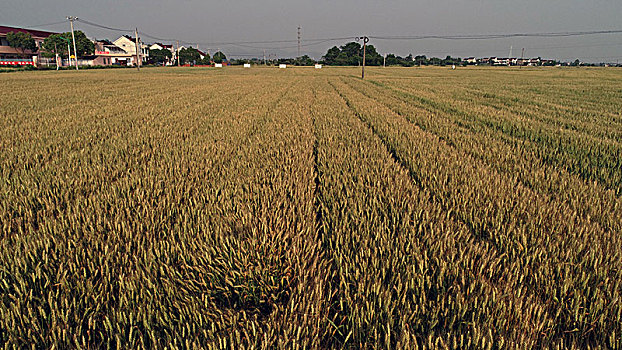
[4,30,95,59]
[321,42,464,66]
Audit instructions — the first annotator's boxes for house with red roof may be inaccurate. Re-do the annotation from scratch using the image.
[0,25,59,66]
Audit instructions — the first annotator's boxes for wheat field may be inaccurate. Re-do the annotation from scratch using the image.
[1,66,621,349]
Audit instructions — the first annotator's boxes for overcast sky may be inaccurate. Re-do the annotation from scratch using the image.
[2,0,621,62]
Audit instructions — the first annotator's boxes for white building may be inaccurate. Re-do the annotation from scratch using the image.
[113,35,149,63]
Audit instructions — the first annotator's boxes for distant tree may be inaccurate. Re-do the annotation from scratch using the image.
[385,53,399,66]
[414,55,427,65]
[294,55,316,66]
[440,55,462,66]
[321,42,383,66]
[43,34,69,58]
[43,31,93,58]
[213,51,226,63]
[179,47,201,65]
[571,59,581,67]
[340,42,362,61]
[73,31,95,57]
[429,57,442,66]
[198,52,211,65]
[322,46,341,65]
[363,44,382,66]
[150,48,172,65]
[6,32,37,58]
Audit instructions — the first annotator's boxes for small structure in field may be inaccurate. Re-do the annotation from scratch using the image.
[214,63,223,68]
[279,64,286,69]
[244,63,251,68]
[315,64,322,69]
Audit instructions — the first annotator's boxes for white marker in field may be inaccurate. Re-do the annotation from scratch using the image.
[315,64,322,69]
[244,63,251,68]
[452,65,456,70]
[215,63,223,68]
[279,64,287,69]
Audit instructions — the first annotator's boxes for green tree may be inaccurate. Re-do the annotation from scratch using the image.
[363,44,382,66]
[294,55,315,66]
[42,34,70,58]
[213,51,226,64]
[385,53,398,66]
[414,55,427,66]
[322,46,341,65]
[42,31,94,58]
[321,42,382,66]
[198,52,211,65]
[178,48,201,65]
[340,42,362,65]
[6,32,37,58]
[69,31,94,57]
[150,48,172,65]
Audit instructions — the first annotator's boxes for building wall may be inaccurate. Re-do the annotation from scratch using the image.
[113,37,136,55]
[1,33,50,65]
[113,37,149,63]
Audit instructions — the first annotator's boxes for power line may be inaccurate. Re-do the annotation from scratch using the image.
[223,38,347,51]
[35,17,622,46]
[188,36,356,48]
[24,20,67,29]
[370,29,622,41]
[140,32,178,43]
[557,54,622,60]
[75,18,133,33]
[526,41,622,50]
[55,17,622,59]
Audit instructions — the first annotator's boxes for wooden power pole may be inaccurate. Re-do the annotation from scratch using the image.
[358,36,369,79]
[134,28,141,71]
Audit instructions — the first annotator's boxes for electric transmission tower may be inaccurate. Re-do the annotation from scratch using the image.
[297,26,301,57]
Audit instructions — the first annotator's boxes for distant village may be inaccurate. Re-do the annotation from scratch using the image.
[0,25,216,68]
[1,25,619,68]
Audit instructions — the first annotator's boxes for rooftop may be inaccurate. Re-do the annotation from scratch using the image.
[0,25,59,38]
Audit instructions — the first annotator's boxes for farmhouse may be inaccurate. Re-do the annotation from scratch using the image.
[113,35,149,63]
[89,39,135,66]
[0,25,59,66]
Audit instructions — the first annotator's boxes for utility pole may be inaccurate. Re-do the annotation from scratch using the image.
[134,28,141,71]
[297,26,301,57]
[67,16,79,70]
[54,42,59,70]
[383,54,386,68]
[176,40,180,67]
[520,48,525,69]
[358,36,369,79]
[263,49,267,65]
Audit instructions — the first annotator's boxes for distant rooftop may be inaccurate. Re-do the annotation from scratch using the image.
[0,25,59,38]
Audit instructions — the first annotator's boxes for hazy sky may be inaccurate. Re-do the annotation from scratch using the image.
[2,0,622,62]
